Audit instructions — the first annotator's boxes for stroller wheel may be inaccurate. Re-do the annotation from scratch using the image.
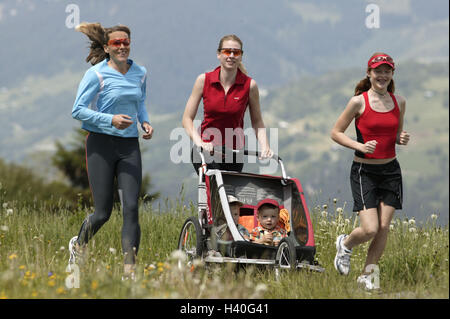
[177,216,204,266]
[275,237,297,270]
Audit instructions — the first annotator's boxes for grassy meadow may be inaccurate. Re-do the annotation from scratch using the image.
[0,196,448,299]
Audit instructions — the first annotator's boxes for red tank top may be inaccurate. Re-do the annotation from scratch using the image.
[200,66,252,149]
[354,91,400,159]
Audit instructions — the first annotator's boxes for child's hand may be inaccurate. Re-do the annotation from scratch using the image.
[262,231,273,245]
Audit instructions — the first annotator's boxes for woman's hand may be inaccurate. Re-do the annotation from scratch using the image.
[397,130,410,145]
[259,147,273,159]
[112,114,133,130]
[359,140,378,154]
[200,141,214,155]
[142,122,153,140]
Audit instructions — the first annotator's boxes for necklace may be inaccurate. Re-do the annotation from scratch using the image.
[370,88,388,97]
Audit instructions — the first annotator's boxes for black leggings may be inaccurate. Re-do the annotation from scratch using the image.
[77,132,142,264]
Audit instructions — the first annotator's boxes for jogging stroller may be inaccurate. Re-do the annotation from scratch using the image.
[178,148,324,272]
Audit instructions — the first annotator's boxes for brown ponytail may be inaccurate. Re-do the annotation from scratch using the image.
[354,52,395,96]
[76,22,131,65]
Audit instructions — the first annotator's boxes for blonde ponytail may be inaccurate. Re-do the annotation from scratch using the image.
[238,62,248,75]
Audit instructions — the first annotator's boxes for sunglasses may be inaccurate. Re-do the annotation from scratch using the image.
[219,48,243,57]
[368,55,395,68]
[107,38,130,47]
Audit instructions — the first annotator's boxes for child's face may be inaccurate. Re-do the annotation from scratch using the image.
[230,203,241,225]
[257,206,279,230]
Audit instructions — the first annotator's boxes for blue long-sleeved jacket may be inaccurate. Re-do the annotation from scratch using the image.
[72,59,150,137]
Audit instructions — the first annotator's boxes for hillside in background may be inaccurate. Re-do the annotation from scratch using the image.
[0,1,448,224]
[0,0,448,114]
[1,60,447,224]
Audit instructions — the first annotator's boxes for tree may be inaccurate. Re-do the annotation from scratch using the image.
[52,128,159,206]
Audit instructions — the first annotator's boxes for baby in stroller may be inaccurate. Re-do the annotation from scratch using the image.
[249,199,287,246]
[215,195,250,241]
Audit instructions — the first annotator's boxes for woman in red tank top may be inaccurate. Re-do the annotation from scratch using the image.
[330,52,410,290]
[182,34,272,173]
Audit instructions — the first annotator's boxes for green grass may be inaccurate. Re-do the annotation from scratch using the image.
[0,199,448,299]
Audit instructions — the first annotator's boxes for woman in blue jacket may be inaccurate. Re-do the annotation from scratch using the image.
[69,22,153,279]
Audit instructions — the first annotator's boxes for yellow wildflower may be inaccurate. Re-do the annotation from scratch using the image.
[8,253,18,260]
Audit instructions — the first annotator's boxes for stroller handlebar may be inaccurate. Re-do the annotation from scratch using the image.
[241,149,281,162]
[196,146,288,181]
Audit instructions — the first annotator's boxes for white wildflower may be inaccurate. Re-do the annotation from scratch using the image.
[336,207,343,214]
[408,219,416,226]
[254,283,267,294]
[170,250,187,262]
[345,219,350,224]
[59,246,65,251]
[109,247,117,254]
[0,225,9,232]
[409,227,416,233]
[2,202,7,209]
[321,211,328,218]
[403,221,408,227]
[6,208,13,216]
[193,258,204,267]
[333,198,337,204]
[322,204,328,210]
[431,214,438,221]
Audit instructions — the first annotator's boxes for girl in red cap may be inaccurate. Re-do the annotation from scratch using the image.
[182,34,273,173]
[331,52,410,290]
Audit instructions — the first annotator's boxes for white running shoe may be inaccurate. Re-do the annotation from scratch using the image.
[121,272,136,282]
[334,234,352,275]
[357,274,379,291]
[68,236,85,266]
[122,264,137,282]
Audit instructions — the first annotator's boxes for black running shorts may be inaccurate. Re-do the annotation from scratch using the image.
[350,159,403,212]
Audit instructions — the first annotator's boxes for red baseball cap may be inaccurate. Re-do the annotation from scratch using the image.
[367,54,395,70]
[257,198,280,210]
